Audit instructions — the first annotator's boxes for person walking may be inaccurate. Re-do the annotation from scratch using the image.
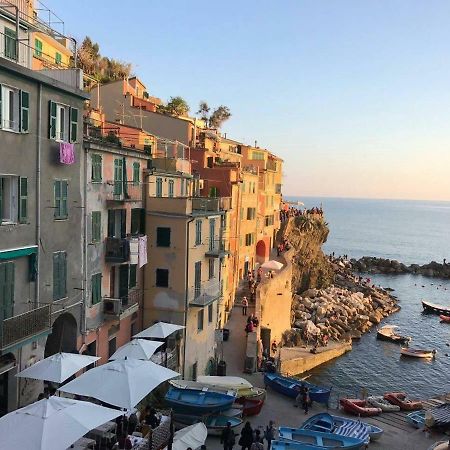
[239,422,254,450]
[221,422,236,450]
[251,430,264,450]
[264,421,276,449]
[302,386,309,414]
[242,296,248,316]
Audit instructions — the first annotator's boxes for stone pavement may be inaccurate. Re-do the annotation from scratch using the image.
[205,304,446,450]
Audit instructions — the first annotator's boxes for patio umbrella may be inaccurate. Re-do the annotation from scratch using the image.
[0,396,121,450]
[133,321,185,339]
[261,260,284,271]
[172,423,208,450]
[16,352,100,383]
[109,339,163,361]
[59,358,179,410]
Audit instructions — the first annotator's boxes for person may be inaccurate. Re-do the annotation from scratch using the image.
[252,316,259,327]
[271,340,277,356]
[201,446,207,450]
[127,411,138,435]
[245,320,254,335]
[257,339,263,370]
[145,407,160,429]
[251,430,264,450]
[242,297,248,316]
[264,421,276,449]
[221,421,236,450]
[257,267,262,283]
[239,421,254,450]
[294,385,303,407]
[302,386,309,414]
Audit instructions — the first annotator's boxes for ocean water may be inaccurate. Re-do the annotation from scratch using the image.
[285,196,450,400]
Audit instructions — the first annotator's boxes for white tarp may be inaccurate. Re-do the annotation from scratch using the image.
[172,423,208,450]
[133,322,185,339]
[261,260,284,271]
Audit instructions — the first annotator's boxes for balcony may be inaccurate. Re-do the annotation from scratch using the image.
[205,239,230,258]
[105,181,142,204]
[192,197,231,212]
[189,280,221,307]
[267,159,278,172]
[1,305,51,351]
[105,237,130,263]
[0,30,31,68]
[103,289,141,320]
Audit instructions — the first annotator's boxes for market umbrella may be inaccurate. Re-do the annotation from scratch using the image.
[133,321,185,339]
[172,423,208,450]
[0,396,121,450]
[59,358,179,410]
[261,260,284,271]
[16,352,100,383]
[109,339,163,361]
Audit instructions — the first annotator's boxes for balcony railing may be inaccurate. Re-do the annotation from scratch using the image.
[103,289,141,319]
[151,347,179,371]
[0,30,31,68]
[189,280,221,307]
[205,239,230,258]
[1,305,51,350]
[105,181,142,203]
[105,237,130,263]
[192,197,231,212]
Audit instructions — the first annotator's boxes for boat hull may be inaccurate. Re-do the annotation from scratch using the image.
[422,300,450,315]
[406,410,426,428]
[173,414,243,436]
[377,331,410,344]
[339,398,382,416]
[367,395,401,412]
[235,397,264,416]
[440,315,450,323]
[400,348,435,359]
[330,414,383,441]
[384,392,422,411]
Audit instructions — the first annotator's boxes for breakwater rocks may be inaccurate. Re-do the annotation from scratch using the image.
[352,256,450,279]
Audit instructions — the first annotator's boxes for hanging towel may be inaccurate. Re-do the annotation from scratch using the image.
[138,235,147,268]
[59,142,75,164]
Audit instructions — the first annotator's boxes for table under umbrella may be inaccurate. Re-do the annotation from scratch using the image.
[109,339,163,361]
[133,322,185,339]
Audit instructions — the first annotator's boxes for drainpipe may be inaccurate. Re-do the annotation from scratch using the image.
[81,143,88,336]
[36,83,42,307]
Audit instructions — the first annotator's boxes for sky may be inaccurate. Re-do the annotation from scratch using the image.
[45,0,450,201]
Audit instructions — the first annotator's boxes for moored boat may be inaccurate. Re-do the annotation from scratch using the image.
[173,413,243,436]
[440,315,450,323]
[384,392,422,411]
[427,441,450,450]
[400,347,436,359]
[165,387,235,414]
[406,410,426,428]
[367,395,401,412]
[376,325,411,344]
[270,440,328,450]
[339,398,382,416]
[331,415,383,441]
[422,300,450,315]
[264,373,332,405]
[278,427,365,449]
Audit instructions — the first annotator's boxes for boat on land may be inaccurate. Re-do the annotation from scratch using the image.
[406,410,426,428]
[376,325,411,344]
[384,392,422,411]
[235,397,264,416]
[440,315,450,323]
[400,347,436,359]
[428,441,450,450]
[339,398,382,416]
[264,373,332,405]
[270,440,329,450]
[173,413,243,436]
[165,387,235,414]
[278,427,365,449]
[367,395,401,412]
[422,300,450,315]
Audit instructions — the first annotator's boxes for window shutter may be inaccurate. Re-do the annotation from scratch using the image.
[0,178,3,224]
[61,181,68,218]
[60,252,67,299]
[107,210,115,237]
[69,107,78,142]
[19,177,28,223]
[49,101,57,139]
[139,208,146,235]
[53,253,59,300]
[54,180,61,218]
[20,91,29,133]
[120,209,126,238]
[0,85,2,127]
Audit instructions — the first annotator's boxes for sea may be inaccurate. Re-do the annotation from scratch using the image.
[285,196,450,402]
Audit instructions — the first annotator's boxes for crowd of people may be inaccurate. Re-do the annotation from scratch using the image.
[280,205,324,223]
[221,420,277,450]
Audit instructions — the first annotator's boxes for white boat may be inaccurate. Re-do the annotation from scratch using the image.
[401,347,437,359]
[367,395,401,412]
[428,441,450,450]
[196,376,252,389]
[376,325,411,344]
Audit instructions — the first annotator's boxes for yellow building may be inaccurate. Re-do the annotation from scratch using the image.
[32,32,72,69]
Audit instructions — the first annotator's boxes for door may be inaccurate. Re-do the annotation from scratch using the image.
[0,262,14,321]
[119,265,129,303]
[108,209,126,238]
[244,261,249,279]
[194,262,201,298]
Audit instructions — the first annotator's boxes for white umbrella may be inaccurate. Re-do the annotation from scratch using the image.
[59,358,179,410]
[172,423,208,450]
[133,321,185,339]
[16,352,100,383]
[0,396,121,450]
[261,260,284,271]
[109,339,163,361]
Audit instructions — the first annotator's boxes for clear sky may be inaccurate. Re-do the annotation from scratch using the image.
[45,0,450,201]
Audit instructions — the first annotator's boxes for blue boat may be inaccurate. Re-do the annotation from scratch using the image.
[264,373,332,405]
[165,387,235,413]
[270,441,329,450]
[407,410,426,428]
[331,414,383,442]
[278,427,365,449]
[173,413,243,436]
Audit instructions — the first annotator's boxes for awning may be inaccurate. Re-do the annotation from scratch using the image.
[0,246,37,260]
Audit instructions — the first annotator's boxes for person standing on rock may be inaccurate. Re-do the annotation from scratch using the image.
[242,297,248,315]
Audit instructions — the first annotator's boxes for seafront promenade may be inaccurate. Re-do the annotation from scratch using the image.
[205,304,447,450]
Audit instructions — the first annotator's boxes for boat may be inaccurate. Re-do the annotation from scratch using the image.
[278,427,365,449]
[400,347,436,359]
[331,415,383,442]
[173,413,243,436]
[406,410,426,428]
[234,397,264,416]
[339,398,382,416]
[270,440,329,450]
[165,387,236,414]
[428,441,450,450]
[367,395,401,412]
[376,325,411,344]
[383,392,422,411]
[264,373,332,405]
[440,315,450,323]
[422,300,450,315]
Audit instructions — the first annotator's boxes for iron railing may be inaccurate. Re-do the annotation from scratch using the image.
[189,280,221,307]
[104,237,130,263]
[105,181,143,203]
[192,197,231,212]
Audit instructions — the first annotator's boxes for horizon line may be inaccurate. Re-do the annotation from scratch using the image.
[283,194,450,203]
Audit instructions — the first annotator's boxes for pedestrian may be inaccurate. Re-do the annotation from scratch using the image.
[264,421,276,449]
[245,320,254,335]
[302,386,309,414]
[201,446,207,450]
[242,296,248,316]
[239,421,254,450]
[252,316,259,327]
[251,430,264,450]
[271,340,277,356]
[221,421,236,450]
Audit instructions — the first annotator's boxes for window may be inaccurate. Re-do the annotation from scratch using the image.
[34,38,42,57]
[156,268,169,287]
[252,151,265,160]
[197,309,204,331]
[129,264,137,289]
[113,159,123,195]
[91,273,102,305]
[247,208,256,220]
[240,208,244,220]
[209,219,215,251]
[107,209,126,238]
[156,227,171,247]
[168,179,174,198]
[133,162,140,185]
[245,233,255,246]
[54,180,68,219]
[265,215,274,226]
[208,304,213,323]
[195,220,202,245]
[91,154,102,182]
[209,186,219,197]
[108,337,117,358]
[49,101,78,143]
[156,177,163,197]
[0,85,28,132]
[91,211,101,242]
[180,179,185,196]
[55,52,62,65]
[0,262,14,321]
[221,213,227,230]
[208,259,215,279]
[19,177,28,223]
[131,208,145,235]
[53,251,67,300]
[0,176,25,224]
[4,28,17,60]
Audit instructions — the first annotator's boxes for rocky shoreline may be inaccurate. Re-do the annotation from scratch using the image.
[351,256,450,278]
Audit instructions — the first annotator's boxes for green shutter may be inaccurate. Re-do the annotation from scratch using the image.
[54,180,61,218]
[0,178,3,224]
[91,273,102,305]
[53,253,59,300]
[49,100,57,139]
[0,262,14,320]
[61,181,68,218]
[19,177,28,223]
[69,107,78,143]
[91,154,102,182]
[55,52,62,65]
[133,162,140,185]
[20,91,29,133]
[4,28,17,60]
[114,159,123,195]
[0,84,2,127]
[56,252,67,300]
[34,39,42,57]
[129,265,137,289]
[92,211,101,242]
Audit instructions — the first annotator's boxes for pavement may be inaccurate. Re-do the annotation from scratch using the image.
[205,303,448,450]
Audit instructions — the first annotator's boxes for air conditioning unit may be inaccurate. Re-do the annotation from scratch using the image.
[103,298,121,316]
[198,179,204,189]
